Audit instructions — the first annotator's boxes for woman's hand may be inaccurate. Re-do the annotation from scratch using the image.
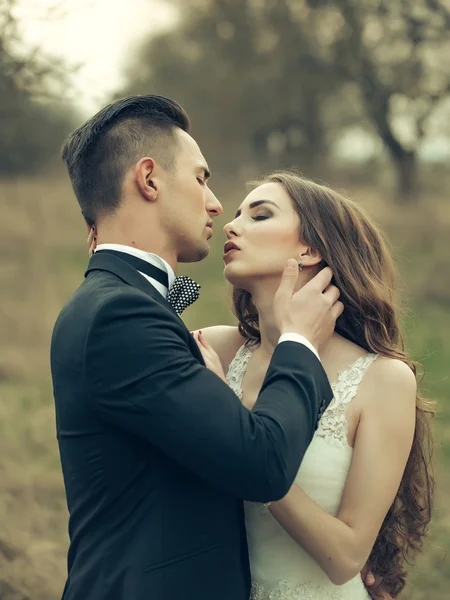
[193,330,227,383]
[361,568,392,600]
[87,226,97,257]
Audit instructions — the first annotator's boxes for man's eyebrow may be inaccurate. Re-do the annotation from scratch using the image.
[234,200,280,219]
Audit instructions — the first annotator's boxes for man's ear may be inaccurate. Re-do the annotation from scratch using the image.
[299,245,323,268]
[135,157,158,202]
[83,213,95,234]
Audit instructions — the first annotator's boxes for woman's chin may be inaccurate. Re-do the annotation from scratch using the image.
[223,263,252,290]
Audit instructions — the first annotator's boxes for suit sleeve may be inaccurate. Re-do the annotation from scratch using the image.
[84,291,332,502]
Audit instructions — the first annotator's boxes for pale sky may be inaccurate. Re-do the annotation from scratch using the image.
[16,0,449,159]
[19,0,177,114]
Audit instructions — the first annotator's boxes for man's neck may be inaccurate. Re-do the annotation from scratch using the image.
[95,232,178,274]
[94,209,178,273]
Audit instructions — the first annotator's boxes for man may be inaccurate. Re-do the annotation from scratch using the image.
[51,95,378,600]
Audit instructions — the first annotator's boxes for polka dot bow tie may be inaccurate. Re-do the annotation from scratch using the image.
[167,276,201,315]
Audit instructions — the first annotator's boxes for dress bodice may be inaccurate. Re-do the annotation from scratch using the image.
[227,344,377,600]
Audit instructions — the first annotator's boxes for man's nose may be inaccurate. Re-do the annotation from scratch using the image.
[206,189,223,217]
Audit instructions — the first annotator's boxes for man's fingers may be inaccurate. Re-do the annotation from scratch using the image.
[331,300,344,320]
[323,284,340,305]
[276,259,299,300]
[306,266,333,292]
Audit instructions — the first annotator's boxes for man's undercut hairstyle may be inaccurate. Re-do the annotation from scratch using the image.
[61,95,191,224]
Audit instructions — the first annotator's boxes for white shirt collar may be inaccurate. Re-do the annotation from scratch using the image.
[95,243,176,299]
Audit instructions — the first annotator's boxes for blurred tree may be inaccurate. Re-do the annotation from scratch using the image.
[0,0,76,175]
[322,0,450,200]
[119,0,344,180]
[120,0,450,198]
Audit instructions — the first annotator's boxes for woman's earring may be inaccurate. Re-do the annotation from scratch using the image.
[298,262,303,271]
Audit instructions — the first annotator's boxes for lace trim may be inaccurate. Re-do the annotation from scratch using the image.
[227,344,378,450]
[250,580,344,599]
[315,353,378,448]
[226,344,252,399]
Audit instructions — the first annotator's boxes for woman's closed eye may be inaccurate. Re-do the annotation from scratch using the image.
[252,214,270,221]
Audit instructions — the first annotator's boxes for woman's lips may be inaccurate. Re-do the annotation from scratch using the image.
[223,247,240,261]
[224,241,240,254]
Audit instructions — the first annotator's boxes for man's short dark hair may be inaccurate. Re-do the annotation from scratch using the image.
[61,95,191,224]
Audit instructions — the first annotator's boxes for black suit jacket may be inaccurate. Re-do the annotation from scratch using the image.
[50,251,333,600]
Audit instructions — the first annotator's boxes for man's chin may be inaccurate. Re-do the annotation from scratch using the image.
[178,244,210,264]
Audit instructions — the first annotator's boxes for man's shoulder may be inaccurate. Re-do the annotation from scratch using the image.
[57,272,132,317]
[54,271,173,338]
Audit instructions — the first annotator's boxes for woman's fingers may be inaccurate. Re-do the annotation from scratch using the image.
[199,331,213,350]
[194,331,208,349]
[198,330,209,347]
[193,331,208,354]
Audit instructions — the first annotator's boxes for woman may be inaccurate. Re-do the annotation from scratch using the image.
[193,173,434,599]
[87,172,433,599]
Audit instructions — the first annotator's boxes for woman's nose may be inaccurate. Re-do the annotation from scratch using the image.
[223,220,238,239]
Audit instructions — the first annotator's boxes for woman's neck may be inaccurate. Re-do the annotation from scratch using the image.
[253,289,281,357]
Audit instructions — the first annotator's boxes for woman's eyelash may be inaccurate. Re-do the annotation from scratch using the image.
[252,215,269,221]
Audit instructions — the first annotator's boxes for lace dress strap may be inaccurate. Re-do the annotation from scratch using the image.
[226,343,253,399]
[316,353,378,448]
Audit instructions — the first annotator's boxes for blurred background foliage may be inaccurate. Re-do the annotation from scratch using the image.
[0,0,449,599]
[0,0,78,174]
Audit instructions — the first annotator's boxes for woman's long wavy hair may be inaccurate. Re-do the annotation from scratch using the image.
[232,172,434,597]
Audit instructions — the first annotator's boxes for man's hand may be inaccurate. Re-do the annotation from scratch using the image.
[274,260,343,352]
[361,566,393,600]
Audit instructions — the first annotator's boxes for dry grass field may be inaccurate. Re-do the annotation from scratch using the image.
[0,173,449,599]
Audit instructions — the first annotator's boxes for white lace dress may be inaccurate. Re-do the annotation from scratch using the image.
[227,345,378,600]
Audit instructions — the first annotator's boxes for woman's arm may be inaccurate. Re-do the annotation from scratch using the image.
[267,357,416,586]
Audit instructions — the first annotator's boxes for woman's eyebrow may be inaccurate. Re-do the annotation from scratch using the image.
[234,200,280,218]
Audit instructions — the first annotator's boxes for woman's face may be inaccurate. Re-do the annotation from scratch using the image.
[223,182,305,290]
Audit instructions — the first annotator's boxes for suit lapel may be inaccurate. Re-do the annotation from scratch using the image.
[86,251,175,312]
[85,252,205,365]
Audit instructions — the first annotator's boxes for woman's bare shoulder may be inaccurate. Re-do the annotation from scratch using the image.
[191,325,247,371]
[366,355,417,393]
[357,355,417,420]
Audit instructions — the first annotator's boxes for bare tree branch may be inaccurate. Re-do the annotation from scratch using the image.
[0,0,80,100]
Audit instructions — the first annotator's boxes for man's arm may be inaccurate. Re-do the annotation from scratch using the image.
[84,291,331,503]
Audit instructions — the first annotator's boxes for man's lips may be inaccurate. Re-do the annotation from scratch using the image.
[223,241,240,255]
